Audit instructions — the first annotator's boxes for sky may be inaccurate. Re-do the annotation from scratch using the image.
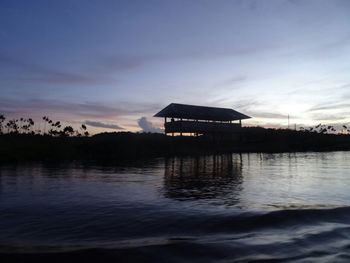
[1,0,350,133]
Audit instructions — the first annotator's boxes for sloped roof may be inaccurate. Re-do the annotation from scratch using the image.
[154,103,251,121]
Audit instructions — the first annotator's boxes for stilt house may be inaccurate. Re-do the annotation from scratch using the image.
[154,103,251,136]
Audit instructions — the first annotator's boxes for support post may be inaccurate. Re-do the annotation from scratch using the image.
[164,117,167,135]
[180,118,183,136]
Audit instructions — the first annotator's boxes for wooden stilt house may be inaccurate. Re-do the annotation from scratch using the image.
[154,103,251,136]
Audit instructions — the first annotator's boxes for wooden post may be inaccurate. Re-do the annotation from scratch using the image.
[164,117,167,135]
[239,119,242,127]
[180,118,183,136]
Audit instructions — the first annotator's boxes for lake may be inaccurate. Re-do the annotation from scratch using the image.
[2,152,350,262]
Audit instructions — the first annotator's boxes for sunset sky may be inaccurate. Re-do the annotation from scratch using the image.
[1,0,350,133]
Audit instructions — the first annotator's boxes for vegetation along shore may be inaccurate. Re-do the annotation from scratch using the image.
[1,114,350,162]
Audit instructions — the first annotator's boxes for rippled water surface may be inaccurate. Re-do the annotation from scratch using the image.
[2,152,350,262]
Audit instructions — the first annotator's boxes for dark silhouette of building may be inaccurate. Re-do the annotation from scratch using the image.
[154,103,251,136]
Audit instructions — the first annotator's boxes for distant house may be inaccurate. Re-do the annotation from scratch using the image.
[154,103,251,136]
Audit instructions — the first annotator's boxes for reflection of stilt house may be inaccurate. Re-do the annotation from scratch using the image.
[163,155,243,201]
[154,103,251,136]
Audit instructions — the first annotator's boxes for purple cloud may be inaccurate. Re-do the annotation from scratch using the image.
[84,120,123,130]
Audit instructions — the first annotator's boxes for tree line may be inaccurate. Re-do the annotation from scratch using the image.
[0,114,89,137]
[298,123,350,134]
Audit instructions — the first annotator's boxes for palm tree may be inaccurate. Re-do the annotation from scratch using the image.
[78,124,89,137]
[61,126,74,137]
[6,119,19,134]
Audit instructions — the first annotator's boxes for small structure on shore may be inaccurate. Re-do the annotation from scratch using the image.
[154,103,251,136]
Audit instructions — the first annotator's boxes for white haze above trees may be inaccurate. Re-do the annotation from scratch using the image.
[138,117,162,133]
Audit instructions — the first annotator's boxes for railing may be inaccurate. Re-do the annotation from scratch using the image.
[165,120,241,134]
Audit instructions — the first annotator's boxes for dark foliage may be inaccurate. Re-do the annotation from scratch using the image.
[0,115,89,137]
[2,128,350,162]
[2,113,350,162]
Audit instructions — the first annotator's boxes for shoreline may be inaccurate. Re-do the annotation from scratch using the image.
[2,128,350,163]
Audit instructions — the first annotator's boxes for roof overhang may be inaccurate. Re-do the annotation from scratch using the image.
[154,103,251,121]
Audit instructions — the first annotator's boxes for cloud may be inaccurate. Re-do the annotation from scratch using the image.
[137,117,162,133]
[232,99,263,111]
[18,72,96,84]
[0,53,114,84]
[283,33,350,60]
[240,108,291,120]
[84,120,123,130]
[312,114,348,122]
[0,97,161,120]
[308,103,350,112]
[213,75,247,90]
[320,34,350,51]
[101,54,164,72]
[247,112,290,119]
[0,98,123,118]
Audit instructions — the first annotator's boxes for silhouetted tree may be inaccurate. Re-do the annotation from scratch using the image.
[0,114,89,137]
[61,126,74,137]
[77,124,89,137]
[19,118,35,134]
[43,117,64,136]
[6,119,19,134]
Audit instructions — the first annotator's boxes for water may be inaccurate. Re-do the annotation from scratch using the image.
[2,152,350,262]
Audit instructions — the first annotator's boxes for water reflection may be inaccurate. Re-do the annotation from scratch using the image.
[163,154,243,203]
